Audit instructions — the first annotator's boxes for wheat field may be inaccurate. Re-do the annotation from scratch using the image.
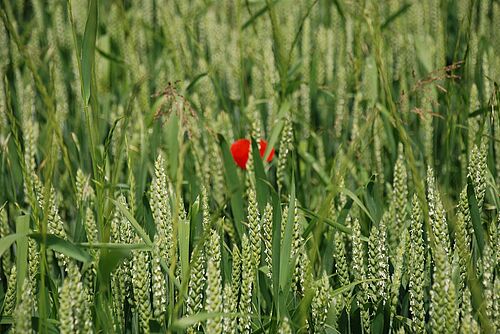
[0,0,499,333]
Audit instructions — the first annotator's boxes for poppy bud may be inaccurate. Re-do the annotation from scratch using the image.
[230,139,275,170]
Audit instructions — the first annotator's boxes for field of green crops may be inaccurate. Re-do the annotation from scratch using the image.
[0,0,499,333]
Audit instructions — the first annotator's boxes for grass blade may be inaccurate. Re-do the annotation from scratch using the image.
[278,173,295,293]
[219,134,245,238]
[251,138,269,213]
[112,198,152,245]
[467,177,485,255]
[0,233,24,257]
[81,0,98,104]
[29,233,93,263]
[15,215,29,300]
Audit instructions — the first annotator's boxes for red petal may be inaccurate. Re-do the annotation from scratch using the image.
[230,138,275,170]
[259,139,275,162]
[230,139,250,169]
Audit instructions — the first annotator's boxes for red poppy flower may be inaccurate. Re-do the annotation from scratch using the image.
[230,139,275,170]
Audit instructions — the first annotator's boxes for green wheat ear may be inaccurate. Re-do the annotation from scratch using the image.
[83,207,99,305]
[460,285,480,333]
[205,229,223,334]
[482,242,495,330]
[0,207,12,277]
[388,143,408,254]
[467,142,488,211]
[493,275,499,332]
[0,0,498,332]
[2,264,17,315]
[262,202,273,280]
[13,279,33,334]
[277,115,293,189]
[247,96,263,140]
[351,218,370,333]
[47,187,69,270]
[311,272,333,332]
[239,234,253,334]
[369,225,382,301]
[110,197,126,329]
[467,84,480,156]
[132,237,152,333]
[230,243,241,308]
[278,317,292,334]
[409,195,426,333]
[22,110,37,210]
[289,200,310,296]
[455,191,472,313]
[223,284,238,334]
[426,166,451,257]
[152,233,167,323]
[390,229,408,330]
[150,154,173,264]
[333,224,350,315]
[208,132,225,205]
[59,261,88,334]
[58,277,73,334]
[373,118,385,186]
[221,245,241,334]
[27,236,39,286]
[75,169,94,208]
[247,187,261,272]
[430,244,457,334]
[186,243,206,327]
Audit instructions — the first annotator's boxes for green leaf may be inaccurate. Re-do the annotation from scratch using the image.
[81,0,98,104]
[98,248,132,289]
[299,206,352,235]
[185,72,208,92]
[1,315,59,333]
[103,116,124,161]
[15,215,29,301]
[0,233,24,257]
[279,174,295,292]
[364,180,382,223]
[31,317,60,334]
[262,100,289,161]
[178,202,190,281]
[171,312,230,330]
[469,106,493,118]
[96,46,125,64]
[467,178,484,256]
[29,234,93,263]
[271,189,282,310]
[372,303,385,334]
[112,198,152,246]
[381,3,412,30]
[251,138,269,213]
[293,287,315,330]
[331,278,380,297]
[218,134,244,239]
[241,0,281,30]
[341,187,376,224]
[77,242,150,250]
[297,146,329,185]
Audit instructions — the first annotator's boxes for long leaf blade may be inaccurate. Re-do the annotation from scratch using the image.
[0,233,24,257]
[81,0,98,104]
[30,233,93,263]
[219,134,244,239]
[467,177,484,255]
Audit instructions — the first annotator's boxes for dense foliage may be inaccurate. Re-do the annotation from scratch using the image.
[0,0,499,333]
